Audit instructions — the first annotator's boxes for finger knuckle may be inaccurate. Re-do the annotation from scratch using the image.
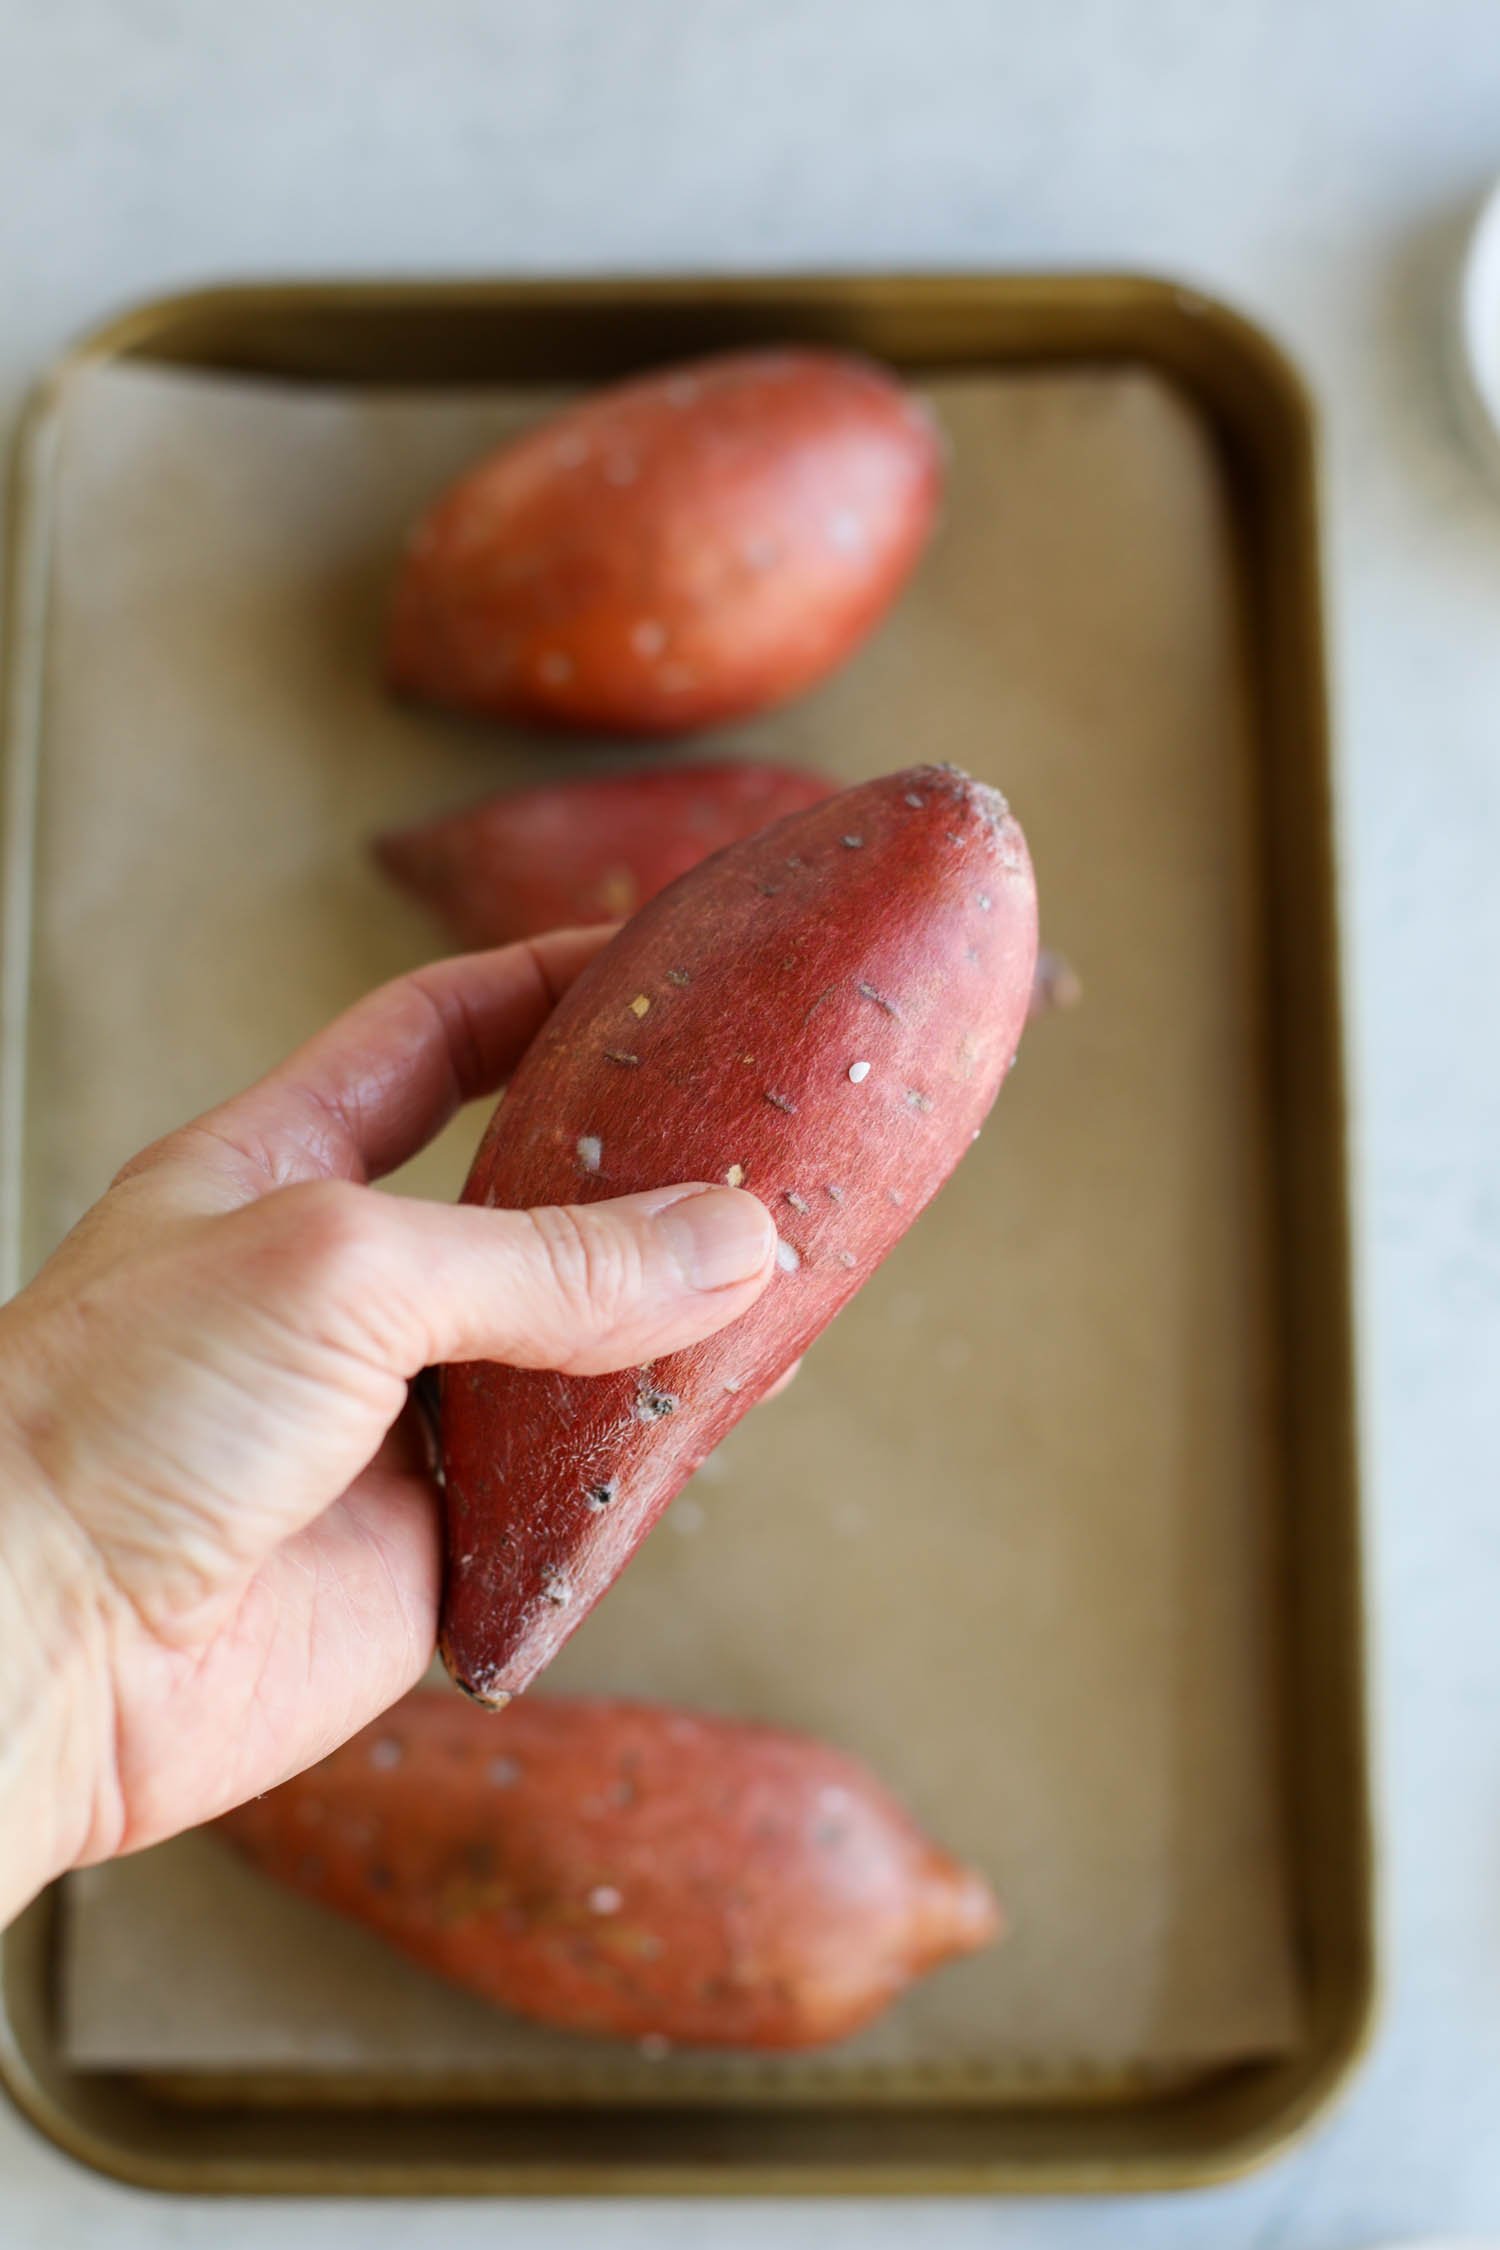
[109,1128,187,1189]
[271,1178,381,1296]
[522,1203,645,1335]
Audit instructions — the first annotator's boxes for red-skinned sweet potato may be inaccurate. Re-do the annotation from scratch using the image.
[385,349,942,735]
[218,1692,1001,2051]
[374,760,834,948]
[442,763,1037,1704]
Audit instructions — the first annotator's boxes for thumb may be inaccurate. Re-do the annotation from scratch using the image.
[359,1182,778,1375]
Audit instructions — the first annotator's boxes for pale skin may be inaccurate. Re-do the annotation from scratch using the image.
[0,931,781,1929]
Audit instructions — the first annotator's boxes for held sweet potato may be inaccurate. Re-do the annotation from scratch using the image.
[385,348,942,734]
[374,760,834,948]
[218,1692,1001,2050]
[442,763,1037,1704]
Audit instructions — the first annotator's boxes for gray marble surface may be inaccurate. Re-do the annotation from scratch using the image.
[3,3,1499,2244]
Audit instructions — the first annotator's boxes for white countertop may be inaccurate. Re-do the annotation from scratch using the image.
[4,3,1499,2244]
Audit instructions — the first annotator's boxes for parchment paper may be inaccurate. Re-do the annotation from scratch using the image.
[38,358,1298,2091]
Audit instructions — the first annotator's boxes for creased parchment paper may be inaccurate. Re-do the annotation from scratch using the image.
[38,359,1298,2093]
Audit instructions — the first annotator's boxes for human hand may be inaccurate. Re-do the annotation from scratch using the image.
[0,933,776,1926]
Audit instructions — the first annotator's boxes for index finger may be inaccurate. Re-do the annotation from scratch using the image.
[194,927,615,1189]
